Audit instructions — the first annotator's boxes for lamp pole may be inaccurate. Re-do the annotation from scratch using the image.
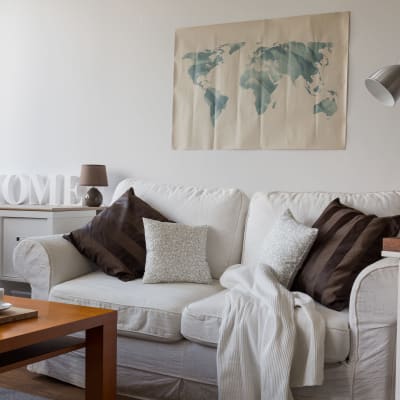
[366,64,400,400]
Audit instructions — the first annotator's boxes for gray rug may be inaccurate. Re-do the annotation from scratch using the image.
[0,388,49,400]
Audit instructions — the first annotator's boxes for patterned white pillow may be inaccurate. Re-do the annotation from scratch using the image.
[143,218,212,284]
[259,209,318,288]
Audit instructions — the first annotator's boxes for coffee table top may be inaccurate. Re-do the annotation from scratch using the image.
[0,296,117,353]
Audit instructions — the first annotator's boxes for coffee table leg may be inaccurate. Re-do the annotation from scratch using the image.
[85,317,117,400]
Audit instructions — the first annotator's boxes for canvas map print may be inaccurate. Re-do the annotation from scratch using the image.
[172,12,349,149]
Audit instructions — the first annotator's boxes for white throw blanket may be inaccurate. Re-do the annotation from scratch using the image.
[217,264,325,400]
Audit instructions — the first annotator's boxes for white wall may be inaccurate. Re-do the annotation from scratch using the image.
[0,0,399,203]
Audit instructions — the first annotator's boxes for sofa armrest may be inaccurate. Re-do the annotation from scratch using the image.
[13,235,95,300]
[349,257,398,338]
[348,257,397,397]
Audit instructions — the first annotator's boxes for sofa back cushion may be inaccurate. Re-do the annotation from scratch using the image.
[242,191,400,267]
[112,179,249,278]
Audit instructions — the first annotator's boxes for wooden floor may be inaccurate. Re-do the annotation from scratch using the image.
[0,368,131,399]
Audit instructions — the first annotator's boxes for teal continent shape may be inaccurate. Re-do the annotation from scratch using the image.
[182,42,245,126]
[182,40,337,127]
[240,41,336,116]
[204,88,229,124]
[314,97,337,117]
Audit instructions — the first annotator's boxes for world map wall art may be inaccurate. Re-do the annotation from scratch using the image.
[172,12,349,149]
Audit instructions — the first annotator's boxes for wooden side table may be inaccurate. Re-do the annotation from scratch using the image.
[0,205,102,282]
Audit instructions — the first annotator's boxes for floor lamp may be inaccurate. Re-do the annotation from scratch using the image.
[366,64,400,400]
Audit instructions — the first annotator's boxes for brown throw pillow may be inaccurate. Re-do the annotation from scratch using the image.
[292,198,400,311]
[64,188,171,281]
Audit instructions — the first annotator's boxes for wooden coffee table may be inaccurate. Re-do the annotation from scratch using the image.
[0,295,117,400]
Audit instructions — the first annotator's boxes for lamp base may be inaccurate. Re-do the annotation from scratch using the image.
[84,187,103,207]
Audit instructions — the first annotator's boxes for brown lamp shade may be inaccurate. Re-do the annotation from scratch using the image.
[79,164,108,187]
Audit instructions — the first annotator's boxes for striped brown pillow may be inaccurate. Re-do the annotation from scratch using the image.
[292,198,400,310]
[64,188,171,281]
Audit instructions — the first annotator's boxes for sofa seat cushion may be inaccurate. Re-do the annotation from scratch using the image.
[49,270,223,342]
[181,290,350,363]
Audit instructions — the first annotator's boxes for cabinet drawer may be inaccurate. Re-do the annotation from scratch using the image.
[2,218,49,279]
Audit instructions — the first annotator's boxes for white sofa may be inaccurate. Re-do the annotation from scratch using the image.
[14,180,399,400]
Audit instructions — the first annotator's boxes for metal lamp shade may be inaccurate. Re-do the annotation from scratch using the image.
[365,65,400,106]
[79,164,108,187]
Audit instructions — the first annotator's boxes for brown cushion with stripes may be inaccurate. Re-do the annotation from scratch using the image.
[64,188,171,281]
[292,198,400,311]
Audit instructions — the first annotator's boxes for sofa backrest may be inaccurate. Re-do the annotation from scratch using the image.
[242,191,400,267]
[113,179,249,279]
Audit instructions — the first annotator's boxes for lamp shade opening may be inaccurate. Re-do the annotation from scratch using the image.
[365,65,400,107]
[79,164,108,187]
[365,78,395,106]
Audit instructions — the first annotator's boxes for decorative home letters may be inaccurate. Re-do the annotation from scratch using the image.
[0,175,82,205]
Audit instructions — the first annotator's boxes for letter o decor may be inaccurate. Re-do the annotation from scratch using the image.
[2,175,29,205]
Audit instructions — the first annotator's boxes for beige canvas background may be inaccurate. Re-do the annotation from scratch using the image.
[173,12,349,150]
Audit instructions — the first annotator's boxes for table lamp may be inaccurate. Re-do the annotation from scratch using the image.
[365,65,400,106]
[79,164,108,207]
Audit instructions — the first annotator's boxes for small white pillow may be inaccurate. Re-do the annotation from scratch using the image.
[259,209,318,288]
[143,218,212,284]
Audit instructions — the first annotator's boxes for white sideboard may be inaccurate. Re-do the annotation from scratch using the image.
[0,205,100,282]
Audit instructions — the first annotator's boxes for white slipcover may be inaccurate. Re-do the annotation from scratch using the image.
[181,290,350,364]
[49,270,222,342]
[14,185,400,400]
[29,258,399,400]
[13,235,95,299]
[29,337,219,399]
[112,180,249,278]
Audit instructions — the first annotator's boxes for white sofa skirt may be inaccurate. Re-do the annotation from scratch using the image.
[29,334,366,400]
[29,336,218,400]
